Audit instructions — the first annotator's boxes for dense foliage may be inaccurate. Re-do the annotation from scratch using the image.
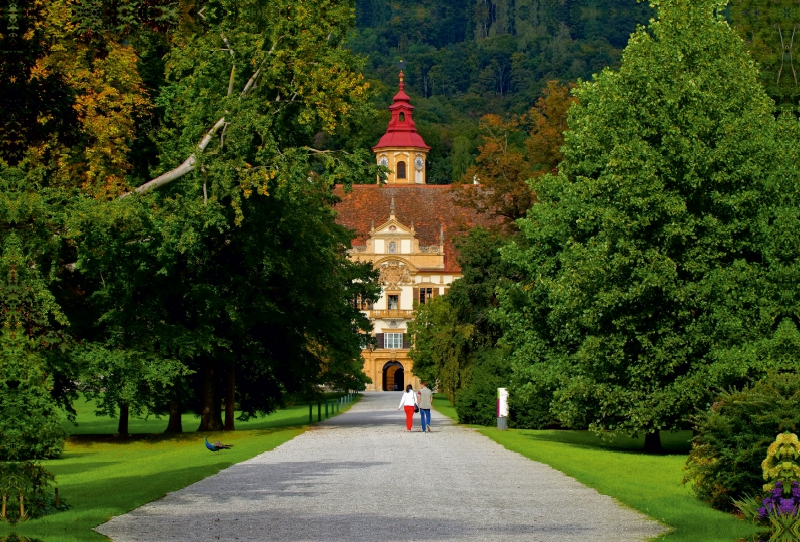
[497,0,797,450]
[349,0,652,184]
[684,374,800,511]
[1,0,382,446]
[0,236,66,462]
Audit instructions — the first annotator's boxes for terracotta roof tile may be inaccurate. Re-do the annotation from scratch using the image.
[332,185,498,273]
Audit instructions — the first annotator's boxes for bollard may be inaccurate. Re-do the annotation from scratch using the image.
[309,404,313,424]
[497,388,509,430]
[19,493,24,519]
[317,401,321,422]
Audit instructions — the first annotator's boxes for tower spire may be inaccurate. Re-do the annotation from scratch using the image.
[371,63,431,184]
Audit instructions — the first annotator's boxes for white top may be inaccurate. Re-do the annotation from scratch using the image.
[398,390,418,408]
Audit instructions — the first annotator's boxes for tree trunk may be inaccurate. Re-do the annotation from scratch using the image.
[224,364,236,431]
[165,396,183,433]
[117,403,129,436]
[643,430,662,454]
[198,359,224,431]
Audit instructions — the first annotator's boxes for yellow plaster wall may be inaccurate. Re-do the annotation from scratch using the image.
[376,147,428,184]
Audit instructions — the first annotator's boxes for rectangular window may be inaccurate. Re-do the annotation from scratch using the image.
[421,287,433,304]
[388,294,399,310]
[384,333,403,349]
[414,287,436,305]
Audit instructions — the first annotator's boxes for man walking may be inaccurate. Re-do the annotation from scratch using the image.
[418,381,433,433]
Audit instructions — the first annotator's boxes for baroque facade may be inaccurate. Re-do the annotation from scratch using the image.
[334,72,494,391]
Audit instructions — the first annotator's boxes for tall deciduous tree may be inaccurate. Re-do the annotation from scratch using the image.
[498,0,783,451]
[73,0,380,431]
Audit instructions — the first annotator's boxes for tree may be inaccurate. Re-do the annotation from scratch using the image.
[452,81,574,229]
[0,235,67,461]
[72,0,381,431]
[78,346,190,436]
[409,227,512,408]
[729,0,800,108]
[407,296,472,403]
[498,0,781,451]
[524,80,575,177]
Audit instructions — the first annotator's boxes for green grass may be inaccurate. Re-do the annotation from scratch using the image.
[2,394,361,542]
[432,398,760,542]
[432,393,458,422]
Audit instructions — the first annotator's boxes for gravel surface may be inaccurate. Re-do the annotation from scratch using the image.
[96,392,665,541]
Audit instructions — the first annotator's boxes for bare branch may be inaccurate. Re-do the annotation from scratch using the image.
[122,40,282,198]
[220,121,229,148]
[122,117,227,197]
[242,42,279,97]
[221,34,235,58]
[227,65,236,97]
[242,67,261,96]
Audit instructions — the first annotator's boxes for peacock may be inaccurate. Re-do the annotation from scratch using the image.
[205,438,233,454]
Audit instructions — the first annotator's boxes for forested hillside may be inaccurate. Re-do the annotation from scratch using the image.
[348,0,653,183]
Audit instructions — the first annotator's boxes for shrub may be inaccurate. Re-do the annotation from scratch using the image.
[453,348,560,429]
[684,373,800,511]
[455,348,510,426]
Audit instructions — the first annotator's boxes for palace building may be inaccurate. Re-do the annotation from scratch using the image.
[334,72,495,391]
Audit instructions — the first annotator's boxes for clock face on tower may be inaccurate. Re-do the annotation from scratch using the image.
[379,157,389,167]
[414,157,424,171]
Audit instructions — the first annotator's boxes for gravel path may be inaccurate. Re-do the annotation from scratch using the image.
[96,392,665,541]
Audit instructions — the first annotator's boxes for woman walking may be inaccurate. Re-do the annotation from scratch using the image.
[397,384,418,431]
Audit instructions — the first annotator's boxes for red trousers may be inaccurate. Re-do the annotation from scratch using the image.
[403,405,415,430]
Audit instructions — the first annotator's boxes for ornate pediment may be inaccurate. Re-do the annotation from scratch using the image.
[374,219,413,236]
[378,260,413,289]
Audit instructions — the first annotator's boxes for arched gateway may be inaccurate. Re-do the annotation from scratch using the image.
[382,361,404,391]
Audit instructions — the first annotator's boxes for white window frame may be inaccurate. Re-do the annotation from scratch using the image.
[384,333,403,349]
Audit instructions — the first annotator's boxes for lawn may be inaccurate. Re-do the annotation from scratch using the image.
[433,396,761,542]
[1,394,360,542]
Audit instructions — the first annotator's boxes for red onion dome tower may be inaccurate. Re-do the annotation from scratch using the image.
[372,70,430,184]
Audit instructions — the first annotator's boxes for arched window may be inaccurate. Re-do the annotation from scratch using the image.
[399,112,405,122]
[397,161,406,179]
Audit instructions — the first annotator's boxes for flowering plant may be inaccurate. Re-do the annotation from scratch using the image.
[756,482,800,542]
[759,482,800,517]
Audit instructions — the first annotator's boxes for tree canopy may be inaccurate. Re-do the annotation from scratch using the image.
[497,0,794,450]
[1,0,382,440]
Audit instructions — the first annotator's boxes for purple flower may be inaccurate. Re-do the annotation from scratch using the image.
[758,506,767,518]
[779,498,796,514]
[792,482,800,499]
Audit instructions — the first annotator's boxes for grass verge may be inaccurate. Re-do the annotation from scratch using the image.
[432,396,759,542]
[2,394,361,542]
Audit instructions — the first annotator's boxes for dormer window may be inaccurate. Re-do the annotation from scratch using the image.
[389,241,397,254]
[397,161,406,179]
[399,112,405,122]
